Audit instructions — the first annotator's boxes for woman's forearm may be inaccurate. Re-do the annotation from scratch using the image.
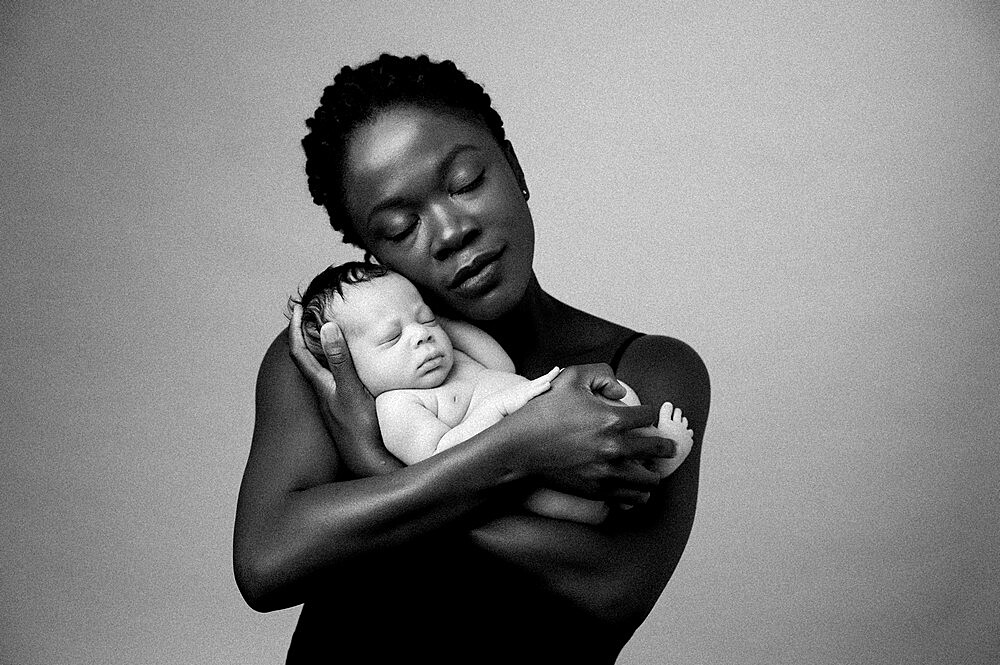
[235,409,533,612]
[235,344,670,612]
[469,455,699,628]
[235,336,510,610]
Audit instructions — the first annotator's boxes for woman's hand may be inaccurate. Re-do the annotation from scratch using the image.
[287,304,400,476]
[502,363,677,506]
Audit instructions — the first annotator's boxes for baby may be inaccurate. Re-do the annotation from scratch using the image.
[297,262,694,524]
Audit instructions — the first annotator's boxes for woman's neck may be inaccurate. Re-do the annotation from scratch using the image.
[474,274,631,376]
[474,274,551,366]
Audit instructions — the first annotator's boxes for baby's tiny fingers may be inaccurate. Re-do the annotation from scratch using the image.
[537,367,561,382]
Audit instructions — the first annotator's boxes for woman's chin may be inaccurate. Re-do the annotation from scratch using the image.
[454,290,518,321]
[452,272,532,321]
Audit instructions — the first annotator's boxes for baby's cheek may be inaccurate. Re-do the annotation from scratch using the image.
[351,355,385,394]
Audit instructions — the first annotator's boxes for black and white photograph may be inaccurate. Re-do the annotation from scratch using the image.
[2,2,998,664]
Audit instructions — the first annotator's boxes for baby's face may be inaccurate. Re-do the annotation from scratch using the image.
[331,273,454,396]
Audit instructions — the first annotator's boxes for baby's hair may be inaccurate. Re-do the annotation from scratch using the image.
[290,261,390,366]
[302,53,507,247]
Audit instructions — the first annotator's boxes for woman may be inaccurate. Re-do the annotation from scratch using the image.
[234,54,710,664]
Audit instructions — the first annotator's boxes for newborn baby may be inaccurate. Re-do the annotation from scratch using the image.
[298,262,694,523]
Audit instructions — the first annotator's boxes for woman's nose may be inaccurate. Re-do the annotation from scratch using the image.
[428,202,480,261]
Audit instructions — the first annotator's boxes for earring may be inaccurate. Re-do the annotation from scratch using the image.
[521,188,530,201]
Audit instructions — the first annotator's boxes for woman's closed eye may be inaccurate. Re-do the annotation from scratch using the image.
[383,215,418,242]
[450,169,485,196]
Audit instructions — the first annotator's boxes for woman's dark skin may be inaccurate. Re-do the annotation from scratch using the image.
[234,104,710,663]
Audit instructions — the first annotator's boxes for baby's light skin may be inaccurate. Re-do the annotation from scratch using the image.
[320,272,694,522]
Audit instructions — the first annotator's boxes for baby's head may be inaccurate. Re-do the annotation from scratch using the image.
[297,262,455,396]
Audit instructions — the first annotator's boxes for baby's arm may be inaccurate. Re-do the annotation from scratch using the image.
[438,317,515,373]
[378,370,557,464]
[376,392,452,465]
[436,369,559,453]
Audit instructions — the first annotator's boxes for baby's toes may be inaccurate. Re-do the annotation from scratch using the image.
[671,407,685,423]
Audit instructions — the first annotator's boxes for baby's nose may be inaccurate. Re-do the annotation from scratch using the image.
[411,325,434,346]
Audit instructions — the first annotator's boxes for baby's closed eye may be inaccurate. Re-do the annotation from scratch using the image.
[377,326,402,346]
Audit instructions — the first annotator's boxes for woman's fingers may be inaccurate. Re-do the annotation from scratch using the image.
[319,321,368,401]
[287,304,335,394]
[606,458,663,489]
[625,430,677,460]
[610,403,659,430]
[581,363,627,401]
[607,490,652,507]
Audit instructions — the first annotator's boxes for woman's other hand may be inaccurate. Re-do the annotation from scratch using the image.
[504,363,677,506]
[287,304,397,476]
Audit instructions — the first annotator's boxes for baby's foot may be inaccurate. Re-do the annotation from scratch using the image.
[653,402,695,478]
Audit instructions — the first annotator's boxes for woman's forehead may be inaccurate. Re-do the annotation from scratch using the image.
[344,107,494,193]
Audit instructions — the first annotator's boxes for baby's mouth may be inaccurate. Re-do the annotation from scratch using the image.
[417,352,444,372]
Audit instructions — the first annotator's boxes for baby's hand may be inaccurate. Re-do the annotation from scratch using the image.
[495,367,561,416]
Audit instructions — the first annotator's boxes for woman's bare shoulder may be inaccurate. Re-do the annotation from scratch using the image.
[620,335,708,375]
[259,329,292,374]
[248,329,340,487]
[257,329,317,400]
[615,335,711,429]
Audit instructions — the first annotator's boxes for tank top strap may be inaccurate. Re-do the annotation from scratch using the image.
[609,330,646,373]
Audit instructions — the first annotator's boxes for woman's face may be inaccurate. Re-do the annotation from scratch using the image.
[341,105,535,321]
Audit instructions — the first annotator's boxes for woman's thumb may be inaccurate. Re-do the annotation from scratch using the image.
[319,321,350,368]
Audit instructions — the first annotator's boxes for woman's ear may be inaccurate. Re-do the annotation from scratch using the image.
[501,140,529,201]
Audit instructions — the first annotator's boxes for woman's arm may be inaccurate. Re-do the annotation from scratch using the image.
[469,336,710,628]
[233,333,673,613]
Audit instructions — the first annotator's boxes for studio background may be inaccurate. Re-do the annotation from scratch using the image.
[2,2,998,664]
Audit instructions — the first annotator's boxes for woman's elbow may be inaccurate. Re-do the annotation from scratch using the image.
[233,538,301,613]
[569,578,660,631]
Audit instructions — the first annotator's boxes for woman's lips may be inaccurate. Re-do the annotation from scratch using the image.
[450,246,504,296]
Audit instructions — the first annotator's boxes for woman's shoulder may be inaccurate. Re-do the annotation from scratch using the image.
[619,334,708,376]
[615,334,711,424]
[257,329,294,378]
[255,330,313,409]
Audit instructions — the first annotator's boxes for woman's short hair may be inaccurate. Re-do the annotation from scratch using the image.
[291,261,390,365]
[302,54,506,247]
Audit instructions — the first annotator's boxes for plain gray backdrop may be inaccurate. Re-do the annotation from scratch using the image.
[2,1,998,664]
